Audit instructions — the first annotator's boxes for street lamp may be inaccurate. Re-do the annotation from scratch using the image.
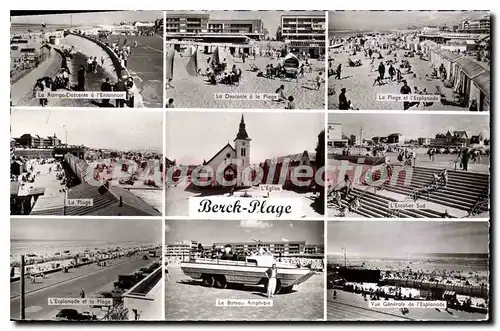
[62,125,67,146]
[341,247,347,268]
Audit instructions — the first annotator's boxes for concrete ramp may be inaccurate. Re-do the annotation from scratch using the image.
[10,48,63,106]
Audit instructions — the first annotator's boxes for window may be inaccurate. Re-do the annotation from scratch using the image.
[241,148,246,157]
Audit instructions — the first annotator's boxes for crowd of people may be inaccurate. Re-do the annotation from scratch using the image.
[182,243,324,271]
[110,39,135,70]
[329,33,456,110]
[204,60,242,86]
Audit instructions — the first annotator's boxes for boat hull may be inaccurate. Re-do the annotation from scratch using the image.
[181,261,314,288]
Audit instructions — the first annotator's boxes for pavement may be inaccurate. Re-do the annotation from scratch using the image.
[165,264,324,321]
[166,185,323,217]
[327,290,488,321]
[166,53,325,109]
[328,48,472,110]
[11,48,64,106]
[10,255,153,321]
[107,35,163,108]
[10,34,116,108]
[325,152,490,217]
[17,163,65,198]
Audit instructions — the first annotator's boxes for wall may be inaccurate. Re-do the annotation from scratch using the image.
[68,32,122,79]
[11,48,64,105]
[331,155,388,166]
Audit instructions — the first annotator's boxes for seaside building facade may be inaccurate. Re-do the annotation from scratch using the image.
[166,13,264,40]
[165,240,324,257]
[207,19,264,40]
[280,14,326,58]
[460,16,490,34]
[213,241,324,257]
[165,13,210,34]
[327,123,349,148]
[165,240,198,257]
[433,131,470,147]
[14,133,61,148]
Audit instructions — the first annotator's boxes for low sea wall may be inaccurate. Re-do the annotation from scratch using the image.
[331,155,388,166]
[68,32,124,79]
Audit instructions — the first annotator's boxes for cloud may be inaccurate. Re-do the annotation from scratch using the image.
[240,220,274,229]
[281,238,289,242]
[165,224,171,232]
[289,223,294,229]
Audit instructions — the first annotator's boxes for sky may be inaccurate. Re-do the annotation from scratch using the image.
[328,114,490,140]
[328,10,490,31]
[166,112,323,165]
[10,109,162,152]
[165,220,323,245]
[11,218,161,243]
[327,221,489,256]
[166,10,325,36]
[11,11,161,26]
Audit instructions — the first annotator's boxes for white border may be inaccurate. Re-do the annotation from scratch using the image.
[3,2,496,330]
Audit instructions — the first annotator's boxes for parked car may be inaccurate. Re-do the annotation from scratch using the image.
[80,311,95,321]
[55,309,81,321]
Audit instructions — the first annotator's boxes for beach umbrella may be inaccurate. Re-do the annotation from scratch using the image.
[185,52,198,76]
[210,46,220,67]
[166,48,175,80]
[166,48,189,80]
[195,47,208,74]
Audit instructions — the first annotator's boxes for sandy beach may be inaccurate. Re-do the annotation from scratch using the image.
[166,264,324,321]
[328,255,489,288]
[328,47,482,110]
[166,49,325,109]
[10,239,159,274]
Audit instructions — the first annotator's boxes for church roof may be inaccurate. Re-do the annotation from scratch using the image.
[234,115,251,141]
[204,143,236,166]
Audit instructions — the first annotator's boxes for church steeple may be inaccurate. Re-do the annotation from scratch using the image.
[234,114,251,141]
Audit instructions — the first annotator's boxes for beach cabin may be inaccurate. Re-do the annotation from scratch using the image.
[470,71,490,111]
[10,160,24,176]
[39,44,52,62]
[438,50,463,81]
[452,58,489,109]
[49,35,60,46]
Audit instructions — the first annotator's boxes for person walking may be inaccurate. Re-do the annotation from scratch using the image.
[336,63,342,79]
[266,264,278,298]
[77,65,85,91]
[400,80,412,110]
[378,62,385,81]
[100,77,112,106]
[462,148,470,171]
[114,78,127,108]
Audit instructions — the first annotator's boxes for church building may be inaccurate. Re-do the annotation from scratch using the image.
[193,114,252,188]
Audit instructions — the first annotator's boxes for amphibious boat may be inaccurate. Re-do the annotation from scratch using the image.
[180,254,315,294]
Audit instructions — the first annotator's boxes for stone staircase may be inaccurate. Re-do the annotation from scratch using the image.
[385,166,490,215]
[328,166,489,218]
[328,187,450,218]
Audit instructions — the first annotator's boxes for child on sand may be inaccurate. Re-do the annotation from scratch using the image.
[285,96,295,109]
